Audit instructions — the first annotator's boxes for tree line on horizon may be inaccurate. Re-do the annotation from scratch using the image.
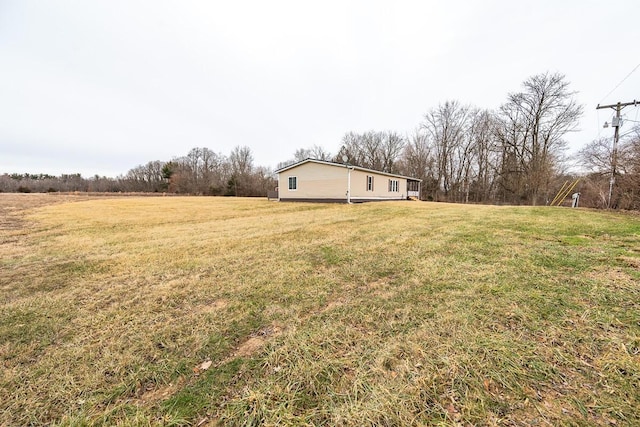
[0,145,276,197]
[2,72,638,209]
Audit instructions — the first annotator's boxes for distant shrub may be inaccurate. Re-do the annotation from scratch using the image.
[17,186,31,193]
[47,187,58,193]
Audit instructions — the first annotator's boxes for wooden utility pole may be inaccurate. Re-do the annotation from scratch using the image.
[596,100,639,208]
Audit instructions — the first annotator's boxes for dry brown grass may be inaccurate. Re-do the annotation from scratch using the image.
[1,194,639,426]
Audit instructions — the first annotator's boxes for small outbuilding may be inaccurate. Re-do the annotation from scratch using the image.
[274,158,421,203]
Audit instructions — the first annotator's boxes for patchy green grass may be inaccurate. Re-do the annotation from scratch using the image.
[1,194,639,426]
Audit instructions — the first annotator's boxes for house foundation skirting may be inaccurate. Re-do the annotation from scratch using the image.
[278,197,408,203]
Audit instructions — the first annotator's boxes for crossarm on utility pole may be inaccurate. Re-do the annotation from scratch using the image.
[596,100,638,110]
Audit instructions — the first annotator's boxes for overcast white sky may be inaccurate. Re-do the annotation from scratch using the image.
[1,1,639,177]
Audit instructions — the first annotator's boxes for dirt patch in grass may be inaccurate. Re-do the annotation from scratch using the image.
[197,299,230,314]
[587,267,636,288]
[235,336,266,358]
[320,298,347,313]
[138,379,186,404]
[618,255,640,269]
[235,325,283,358]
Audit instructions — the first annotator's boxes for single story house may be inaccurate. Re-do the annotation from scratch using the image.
[274,158,421,203]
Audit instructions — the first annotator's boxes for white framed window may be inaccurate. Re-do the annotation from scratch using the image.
[288,176,297,191]
[388,179,399,192]
[367,175,374,191]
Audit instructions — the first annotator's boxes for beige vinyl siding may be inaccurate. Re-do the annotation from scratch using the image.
[278,161,349,199]
[278,162,407,201]
[350,170,406,200]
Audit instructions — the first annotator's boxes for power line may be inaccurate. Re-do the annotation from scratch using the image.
[599,61,640,103]
[619,129,637,138]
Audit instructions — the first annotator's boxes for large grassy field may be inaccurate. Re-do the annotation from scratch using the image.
[1,194,639,426]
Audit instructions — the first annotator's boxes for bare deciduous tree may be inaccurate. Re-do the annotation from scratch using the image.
[399,129,436,200]
[578,137,613,176]
[124,160,166,192]
[468,109,500,202]
[421,100,471,201]
[229,146,253,176]
[496,72,583,205]
[335,131,406,173]
[293,145,332,162]
[580,127,640,209]
[228,146,255,196]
